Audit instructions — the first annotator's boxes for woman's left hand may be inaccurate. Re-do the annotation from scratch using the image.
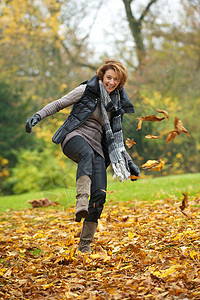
[128,160,140,181]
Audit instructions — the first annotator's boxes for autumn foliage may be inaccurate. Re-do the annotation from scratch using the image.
[0,195,199,299]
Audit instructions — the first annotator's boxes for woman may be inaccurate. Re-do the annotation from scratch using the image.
[25,59,140,253]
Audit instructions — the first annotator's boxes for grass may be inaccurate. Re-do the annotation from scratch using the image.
[107,172,200,204]
[0,173,199,213]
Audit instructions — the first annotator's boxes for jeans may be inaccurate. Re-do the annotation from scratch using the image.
[63,136,107,222]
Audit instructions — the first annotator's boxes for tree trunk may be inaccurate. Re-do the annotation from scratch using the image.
[122,0,158,67]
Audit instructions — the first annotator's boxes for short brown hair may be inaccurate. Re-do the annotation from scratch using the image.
[96,58,128,90]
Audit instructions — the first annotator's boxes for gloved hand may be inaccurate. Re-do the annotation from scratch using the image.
[128,160,140,181]
[25,113,41,133]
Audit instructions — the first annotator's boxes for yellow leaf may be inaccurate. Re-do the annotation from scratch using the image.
[0,268,6,276]
[145,135,159,139]
[125,138,136,148]
[141,160,158,168]
[43,283,53,290]
[190,250,199,260]
[128,231,135,239]
[141,157,164,171]
[90,253,101,259]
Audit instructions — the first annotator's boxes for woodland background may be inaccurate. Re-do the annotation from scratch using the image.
[0,0,199,195]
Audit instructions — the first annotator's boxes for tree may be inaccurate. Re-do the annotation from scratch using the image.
[0,81,35,166]
[122,0,158,67]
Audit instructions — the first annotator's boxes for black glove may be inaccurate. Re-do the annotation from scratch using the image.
[25,113,41,133]
[128,160,140,181]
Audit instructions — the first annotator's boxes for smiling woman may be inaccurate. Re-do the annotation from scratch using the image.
[25,58,140,253]
[102,69,120,94]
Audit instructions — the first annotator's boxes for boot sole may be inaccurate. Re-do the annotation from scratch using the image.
[75,210,88,222]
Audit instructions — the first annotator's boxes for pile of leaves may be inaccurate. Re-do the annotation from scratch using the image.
[0,195,199,299]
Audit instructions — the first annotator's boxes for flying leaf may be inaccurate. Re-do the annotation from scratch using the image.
[180,193,188,211]
[166,117,191,143]
[141,160,159,169]
[142,115,165,122]
[136,115,165,130]
[141,157,165,171]
[165,130,179,143]
[174,117,191,138]
[145,135,159,139]
[128,175,140,180]
[150,157,165,171]
[136,118,143,131]
[100,189,115,194]
[156,109,169,120]
[125,138,136,148]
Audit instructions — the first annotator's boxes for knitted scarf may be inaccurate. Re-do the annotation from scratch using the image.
[99,80,130,181]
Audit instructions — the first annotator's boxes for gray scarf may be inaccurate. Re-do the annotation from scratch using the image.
[99,80,130,181]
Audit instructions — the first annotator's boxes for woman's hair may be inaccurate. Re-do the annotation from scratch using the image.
[96,58,128,90]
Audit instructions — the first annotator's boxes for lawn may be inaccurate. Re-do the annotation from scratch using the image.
[0,173,199,213]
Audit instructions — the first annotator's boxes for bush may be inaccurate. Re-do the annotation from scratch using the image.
[8,148,76,194]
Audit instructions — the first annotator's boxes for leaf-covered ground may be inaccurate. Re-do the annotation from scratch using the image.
[0,196,199,299]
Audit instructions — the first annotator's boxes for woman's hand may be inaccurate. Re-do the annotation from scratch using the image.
[25,114,41,133]
[128,160,140,181]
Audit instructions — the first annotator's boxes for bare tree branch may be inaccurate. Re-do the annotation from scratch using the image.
[139,0,158,22]
[122,0,158,67]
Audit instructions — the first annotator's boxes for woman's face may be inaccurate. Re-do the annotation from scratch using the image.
[102,69,120,94]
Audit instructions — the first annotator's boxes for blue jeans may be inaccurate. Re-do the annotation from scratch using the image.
[63,136,107,222]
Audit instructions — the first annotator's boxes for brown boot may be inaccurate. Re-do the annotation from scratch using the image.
[78,221,98,253]
[75,175,91,222]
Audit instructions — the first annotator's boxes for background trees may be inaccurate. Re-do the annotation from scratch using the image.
[0,0,199,195]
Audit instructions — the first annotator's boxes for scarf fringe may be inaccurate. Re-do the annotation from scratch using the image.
[112,153,130,182]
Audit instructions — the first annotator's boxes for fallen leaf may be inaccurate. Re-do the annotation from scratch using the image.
[1,188,200,299]
[28,198,59,208]
[125,138,136,148]
[190,250,199,260]
[181,210,191,219]
[156,109,169,120]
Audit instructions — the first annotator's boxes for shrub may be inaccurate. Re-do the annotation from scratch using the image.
[8,148,76,194]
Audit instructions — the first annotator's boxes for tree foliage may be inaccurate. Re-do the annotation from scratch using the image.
[0,0,199,195]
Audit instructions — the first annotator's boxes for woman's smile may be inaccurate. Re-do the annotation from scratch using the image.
[102,69,120,94]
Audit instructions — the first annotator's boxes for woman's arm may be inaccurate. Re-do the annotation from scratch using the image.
[36,84,86,120]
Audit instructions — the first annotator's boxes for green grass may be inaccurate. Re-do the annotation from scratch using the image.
[0,173,199,213]
[107,172,200,204]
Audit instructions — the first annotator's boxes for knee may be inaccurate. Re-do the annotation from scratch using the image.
[95,189,106,204]
[81,147,94,161]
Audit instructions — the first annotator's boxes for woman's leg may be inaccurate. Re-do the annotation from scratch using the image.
[85,153,107,223]
[63,135,95,180]
[63,136,94,221]
[78,153,107,253]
